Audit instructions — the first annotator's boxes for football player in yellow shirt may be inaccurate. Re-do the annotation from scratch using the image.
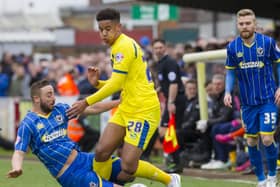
[67,8,181,187]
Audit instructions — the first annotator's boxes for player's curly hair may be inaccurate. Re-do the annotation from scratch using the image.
[96,8,120,22]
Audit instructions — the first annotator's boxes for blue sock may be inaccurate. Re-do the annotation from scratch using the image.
[248,145,265,181]
[264,143,278,177]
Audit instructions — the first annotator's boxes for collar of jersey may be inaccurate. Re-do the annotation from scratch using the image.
[37,112,51,118]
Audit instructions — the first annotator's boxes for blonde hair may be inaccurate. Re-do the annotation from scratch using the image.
[237,9,256,18]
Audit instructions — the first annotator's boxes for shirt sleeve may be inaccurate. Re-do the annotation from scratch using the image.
[86,72,125,105]
[269,38,280,63]
[225,45,237,69]
[14,122,32,152]
[225,69,235,93]
[111,43,135,73]
[165,58,180,84]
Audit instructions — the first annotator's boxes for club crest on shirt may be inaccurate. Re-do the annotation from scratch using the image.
[55,115,63,124]
[257,47,264,56]
[89,182,97,187]
[237,52,243,58]
[115,52,124,63]
[36,123,44,130]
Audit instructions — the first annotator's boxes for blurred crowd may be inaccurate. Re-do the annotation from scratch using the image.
[0,36,233,99]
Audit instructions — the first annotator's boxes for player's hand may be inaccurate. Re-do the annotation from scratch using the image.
[67,99,89,119]
[87,66,100,87]
[275,88,280,106]
[7,169,22,178]
[223,93,232,108]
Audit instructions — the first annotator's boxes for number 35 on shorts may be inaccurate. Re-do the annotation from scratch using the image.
[264,112,277,124]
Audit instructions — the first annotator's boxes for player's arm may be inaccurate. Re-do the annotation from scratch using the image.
[83,99,120,115]
[225,69,235,94]
[86,72,125,105]
[224,45,237,107]
[7,150,25,178]
[7,121,32,178]
[224,69,235,108]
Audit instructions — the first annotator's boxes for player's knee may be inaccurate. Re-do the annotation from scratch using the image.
[261,135,274,146]
[247,137,258,147]
[121,162,137,175]
[94,145,111,161]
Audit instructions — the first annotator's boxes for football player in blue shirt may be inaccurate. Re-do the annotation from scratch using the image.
[224,9,280,187]
[6,79,122,187]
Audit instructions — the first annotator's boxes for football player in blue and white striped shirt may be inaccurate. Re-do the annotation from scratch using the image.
[6,79,122,187]
[224,9,280,187]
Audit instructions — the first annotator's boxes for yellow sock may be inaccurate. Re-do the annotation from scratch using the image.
[134,160,171,185]
[93,158,112,180]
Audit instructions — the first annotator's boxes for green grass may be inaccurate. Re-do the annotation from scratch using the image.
[0,157,257,187]
[0,148,257,187]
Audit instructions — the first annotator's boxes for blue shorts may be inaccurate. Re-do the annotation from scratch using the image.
[57,152,117,187]
[241,103,278,137]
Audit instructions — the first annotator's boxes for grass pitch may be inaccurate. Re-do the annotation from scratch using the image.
[0,149,256,187]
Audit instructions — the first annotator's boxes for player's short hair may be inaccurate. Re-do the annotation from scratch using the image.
[96,8,120,22]
[152,38,166,46]
[30,79,51,99]
[237,9,255,18]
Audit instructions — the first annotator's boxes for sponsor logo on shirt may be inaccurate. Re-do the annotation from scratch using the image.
[239,61,264,69]
[41,129,67,142]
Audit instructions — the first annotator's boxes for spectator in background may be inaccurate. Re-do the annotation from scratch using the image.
[45,66,58,95]
[0,65,9,96]
[179,79,200,147]
[198,74,234,169]
[139,36,153,63]
[1,52,14,81]
[9,61,31,99]
[28,61,46,86]
[57,64,80,96]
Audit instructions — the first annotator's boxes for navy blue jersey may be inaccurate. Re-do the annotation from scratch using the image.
[15,103,79,177]
[226,32,280,105]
